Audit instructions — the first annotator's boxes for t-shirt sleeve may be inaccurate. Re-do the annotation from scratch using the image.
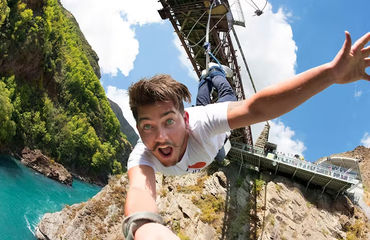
[201,101,231,135]
[127,139,155,171]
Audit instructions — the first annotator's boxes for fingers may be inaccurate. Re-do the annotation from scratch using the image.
[352,32,370,52]
[366,58,370,67]
[342,31,352,55]
[362,46,370,57]
[365,58,370,81]
[364,73,370,81]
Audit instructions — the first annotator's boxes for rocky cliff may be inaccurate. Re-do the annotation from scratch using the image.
[21,147,72,185]
[36,147,370,240]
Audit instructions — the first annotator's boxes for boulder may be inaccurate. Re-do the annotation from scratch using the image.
[21,147,73,185]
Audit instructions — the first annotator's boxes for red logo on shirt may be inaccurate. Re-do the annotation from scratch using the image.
[188,162,206,169]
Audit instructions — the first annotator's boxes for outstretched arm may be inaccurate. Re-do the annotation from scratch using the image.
[125,165,157,215]
[125,165,180,240]
[227,32,370,129]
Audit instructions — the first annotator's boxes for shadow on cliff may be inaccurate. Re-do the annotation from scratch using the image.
[207,161,257,239]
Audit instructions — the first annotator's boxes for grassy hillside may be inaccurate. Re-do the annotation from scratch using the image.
[0,0,131,182]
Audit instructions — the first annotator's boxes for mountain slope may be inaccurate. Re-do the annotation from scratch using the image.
[108,98,138,147]
[0,0,131,182]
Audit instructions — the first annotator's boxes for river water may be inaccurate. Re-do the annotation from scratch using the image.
[0,155,101,240]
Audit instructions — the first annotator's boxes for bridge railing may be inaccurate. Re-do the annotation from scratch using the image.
[274,153,358,184]
[230,141,359,184]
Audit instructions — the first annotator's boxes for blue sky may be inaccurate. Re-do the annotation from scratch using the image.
[61,0,370,162]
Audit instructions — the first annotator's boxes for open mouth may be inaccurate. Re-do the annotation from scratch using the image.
[158,146,173,157]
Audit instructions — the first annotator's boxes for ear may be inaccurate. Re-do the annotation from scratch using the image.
[183,111,189,127]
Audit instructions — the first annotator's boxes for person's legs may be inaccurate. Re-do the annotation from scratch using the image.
[196,65,236,163]
[196,65,236,106]
[211,74,237,103]
[196,77,213,106]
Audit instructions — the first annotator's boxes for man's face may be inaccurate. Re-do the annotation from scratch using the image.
[136,101,189,167]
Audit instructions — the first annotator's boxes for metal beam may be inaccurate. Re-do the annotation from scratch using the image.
[292,168,298,180]
[274,162,279,175]
[335,184,348,199]
[321,178,333,194]
[258,156,261,170]
[159,0,201,77]
[228,30,253,145]
[306,174,316,190]
[238,151,243,177]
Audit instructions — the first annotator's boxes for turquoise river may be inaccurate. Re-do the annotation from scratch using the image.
[0,155,102,240]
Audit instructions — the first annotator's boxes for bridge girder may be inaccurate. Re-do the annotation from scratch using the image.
[158,0,253,145]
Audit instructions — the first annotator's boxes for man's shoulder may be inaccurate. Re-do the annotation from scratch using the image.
[185,101,229,114]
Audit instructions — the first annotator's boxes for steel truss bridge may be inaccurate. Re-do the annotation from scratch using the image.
[158,0,253,145]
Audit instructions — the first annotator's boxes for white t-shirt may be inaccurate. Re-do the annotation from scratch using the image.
[127,101,231,175]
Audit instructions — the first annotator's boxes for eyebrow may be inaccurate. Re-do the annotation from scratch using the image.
[138,110,176,123]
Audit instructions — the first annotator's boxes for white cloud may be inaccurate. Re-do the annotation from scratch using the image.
[361,132,370,147]
[230,1,301,153]
[172,33,198,81]
[106,86,138,134]
[234,1,297,97]
[61,0,162,76]
[354,90,363,98]
[269,120,306,156]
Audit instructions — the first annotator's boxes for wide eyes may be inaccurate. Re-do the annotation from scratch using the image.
[166,119,174,125]
[143,124,152,130]
[142,119,175,131]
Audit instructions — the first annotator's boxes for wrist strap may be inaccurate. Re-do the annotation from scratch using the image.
[122,212,164,240]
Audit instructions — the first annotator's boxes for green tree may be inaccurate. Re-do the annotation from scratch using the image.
[18,111,48,148]
[91,142,116,174]
[57,115,100,170]
[0,81,16,144]
[0,0,10,27]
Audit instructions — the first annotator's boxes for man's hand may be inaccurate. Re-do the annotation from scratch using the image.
[330,31,370,84]
[227,31,369,129]
[135,222,180,240]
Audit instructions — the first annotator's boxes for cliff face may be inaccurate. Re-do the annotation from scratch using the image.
[331,146,370,206]
[108,98,139,147]
[36,150,370,240]
[0,0,132,182]
[254,175,369,240]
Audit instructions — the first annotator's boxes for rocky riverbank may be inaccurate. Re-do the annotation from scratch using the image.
[21,147,73,186]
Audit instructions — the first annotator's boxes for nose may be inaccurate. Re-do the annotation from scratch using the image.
[154,126,168,143]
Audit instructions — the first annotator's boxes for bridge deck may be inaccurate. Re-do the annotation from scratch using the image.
[228,142,359,196]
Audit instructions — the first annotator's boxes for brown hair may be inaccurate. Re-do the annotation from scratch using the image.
[129,74,191,121]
